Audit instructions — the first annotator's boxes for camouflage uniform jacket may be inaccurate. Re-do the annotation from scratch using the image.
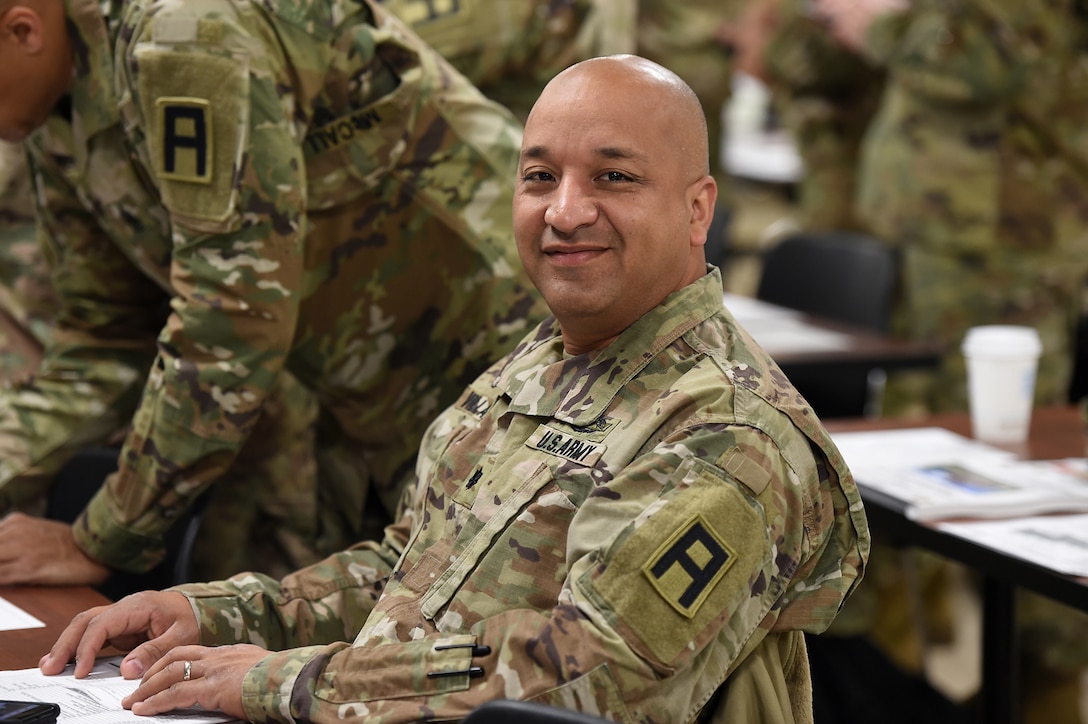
[178,269,869,723]
[0,0,543,572]
[856,0,1088,262]
[378,0,637,120]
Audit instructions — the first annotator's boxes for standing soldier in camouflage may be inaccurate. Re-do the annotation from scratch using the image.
[739,0,886,233]
[0,0,546,587]
[843,2,1088,721]
[41,55,869,723]
[823,0,1088,415]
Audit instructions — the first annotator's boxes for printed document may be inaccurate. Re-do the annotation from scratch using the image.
[0,594,45,632]
[0,657,237,724]
[939,513,1088,578]
[723,293,853,355]
[832,427,1088,520]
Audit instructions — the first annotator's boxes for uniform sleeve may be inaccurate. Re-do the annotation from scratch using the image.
[762,5,886,230]
[0,140,164,512]
[863,2,1026,107]
[73,11,308,572]
[174,460,419,649]
[180,542,407,652]
[237,423,836,724]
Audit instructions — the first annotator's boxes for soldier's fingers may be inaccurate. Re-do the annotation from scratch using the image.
[123,655,201,715]
[119,624,193,679]
[39,605,115,677]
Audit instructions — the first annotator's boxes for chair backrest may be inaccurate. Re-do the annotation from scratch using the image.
[755,231,898,333]
[463,700,609,724]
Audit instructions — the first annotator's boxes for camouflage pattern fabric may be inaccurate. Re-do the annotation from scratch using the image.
[854,0,1088,415]
[0,141,54,384]
[0,142,341,581]
[762,3,886,231]
[637,0,742,186]
[0,0,546,577]
[379,0,638,121]
[176,269,869,723]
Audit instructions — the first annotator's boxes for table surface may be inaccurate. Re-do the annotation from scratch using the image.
[825,405,1088,724]
[0,586,113,670]
[723,292,941,371]
[826,405,1088,607]
[824,403,1084,461]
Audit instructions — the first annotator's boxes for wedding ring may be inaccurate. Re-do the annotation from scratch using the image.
[183,660,192,681]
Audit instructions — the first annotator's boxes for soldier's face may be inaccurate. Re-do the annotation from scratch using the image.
[0,3,72,142]
[514,64,714,351]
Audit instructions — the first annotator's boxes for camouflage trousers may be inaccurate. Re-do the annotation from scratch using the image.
[189,371,397,582]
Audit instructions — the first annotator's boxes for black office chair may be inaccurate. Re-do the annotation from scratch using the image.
[46,446,207,601]
[463,700,609,724]
[755,230,899,418]
[705,204,732,270]
[1067,313,1088,404]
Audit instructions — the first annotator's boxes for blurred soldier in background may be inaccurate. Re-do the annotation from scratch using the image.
[748,0,885,232]
[748,1,1088,721]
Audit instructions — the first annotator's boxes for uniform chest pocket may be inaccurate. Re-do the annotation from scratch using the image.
[303,69,418,210]
[418,462,563,619]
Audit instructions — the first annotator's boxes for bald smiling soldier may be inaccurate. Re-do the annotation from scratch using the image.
[41,55,869,724]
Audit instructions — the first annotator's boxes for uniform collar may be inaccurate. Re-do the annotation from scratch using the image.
[497,268,725,425]
[60,0,119,169]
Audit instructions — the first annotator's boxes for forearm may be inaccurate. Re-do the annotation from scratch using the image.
[178,539,403,651]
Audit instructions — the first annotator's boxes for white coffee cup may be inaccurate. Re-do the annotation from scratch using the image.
[961,325,1042,445]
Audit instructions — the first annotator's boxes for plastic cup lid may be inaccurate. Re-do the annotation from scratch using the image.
[961,325,1042,358]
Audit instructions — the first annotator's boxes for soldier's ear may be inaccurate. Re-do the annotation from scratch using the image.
[0,5,46,54]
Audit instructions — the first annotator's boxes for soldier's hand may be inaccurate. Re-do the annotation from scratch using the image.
[40,590,199,679]
[124,643,265,720]
[0,512,109,585]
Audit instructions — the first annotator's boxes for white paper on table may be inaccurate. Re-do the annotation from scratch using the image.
[831,427,1088,520]
[723,293,854,355]
[0,594,45,632]
[939,513,1088,578]
[0,657,238,724]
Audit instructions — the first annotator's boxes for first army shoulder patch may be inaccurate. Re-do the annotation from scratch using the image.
[587,455,773,665]
[156,98,213,184]
[642,513,735,619]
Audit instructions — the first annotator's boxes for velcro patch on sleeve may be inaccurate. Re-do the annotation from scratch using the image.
[642,513,736,619]
[588,456,772,667]
[136,48,248,223]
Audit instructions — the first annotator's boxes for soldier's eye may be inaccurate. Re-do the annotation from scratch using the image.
[522,171,555,183]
